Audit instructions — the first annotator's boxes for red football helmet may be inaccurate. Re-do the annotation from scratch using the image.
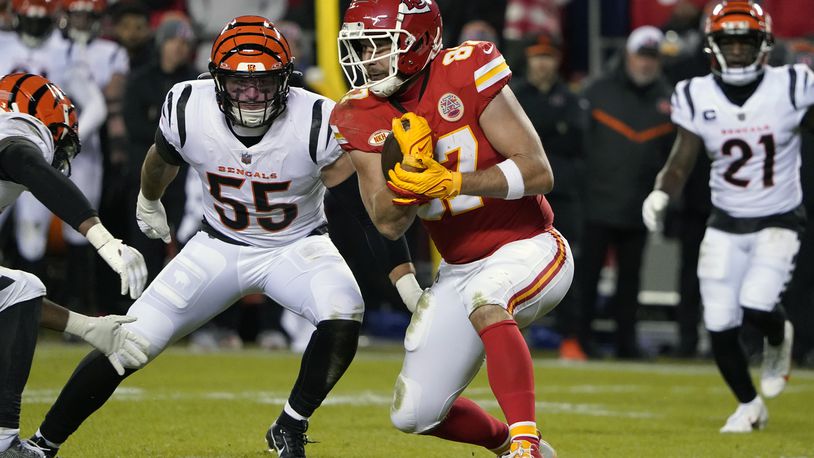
[59,0,106,44]
[0,73,81,175]
[704,0,773,86]
[209,15,294,127]
[338,0,443,97]
[11,0,58,47]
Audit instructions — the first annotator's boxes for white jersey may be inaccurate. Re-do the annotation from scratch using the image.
[66,37,129,89]
[159,80,342,248]
[0,30,68,83]
[671,64,814,218]
[0,112,54,213]
[61,37,128,155]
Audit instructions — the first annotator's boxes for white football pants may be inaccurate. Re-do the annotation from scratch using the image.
[698,226,800,332]
[120,231,364,363]
[390,229,574,433]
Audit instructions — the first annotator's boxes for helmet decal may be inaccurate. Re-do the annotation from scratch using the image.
[704,1,773,86]
[208,15,294,127]
[338,0,443,97]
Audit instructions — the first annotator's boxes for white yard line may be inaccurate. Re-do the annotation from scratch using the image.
[21,388,657,419]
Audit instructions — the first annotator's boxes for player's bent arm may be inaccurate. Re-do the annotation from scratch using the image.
[40,298,150,375]
[137,133,182,243]
[324,161,422,311]
[466,85,554,198]
[348,148,417,240]
[653,126,703,197]
[141,144,180,200]
[0,137,98,230]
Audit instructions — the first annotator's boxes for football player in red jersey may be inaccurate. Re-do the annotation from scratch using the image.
[330,1,573,457]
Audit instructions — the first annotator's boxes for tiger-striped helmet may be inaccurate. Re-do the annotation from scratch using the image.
[208,15,294,127]
[704,0,773,86]
[0,73,80,174]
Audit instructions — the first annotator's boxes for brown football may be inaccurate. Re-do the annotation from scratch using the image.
[380,132,422,178]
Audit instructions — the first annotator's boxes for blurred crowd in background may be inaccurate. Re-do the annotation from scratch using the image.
[0,0,813,367]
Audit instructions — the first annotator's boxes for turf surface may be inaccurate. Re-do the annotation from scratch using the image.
[21,342,814,457]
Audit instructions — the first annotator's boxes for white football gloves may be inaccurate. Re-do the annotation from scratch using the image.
[642,189,670,232]
[136,191,172,243]
[64,312,150,375]
[86,224,148,299]
[395,274,424,313]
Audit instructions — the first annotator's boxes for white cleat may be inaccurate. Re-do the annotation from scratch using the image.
[761,320,794,399]
[719,396,768,433]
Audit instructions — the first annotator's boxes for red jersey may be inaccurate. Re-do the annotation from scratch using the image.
[330,41,553,264]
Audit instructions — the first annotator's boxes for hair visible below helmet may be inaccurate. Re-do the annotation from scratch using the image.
[338,0,443,97]
[58,0,106,44]
[704,0,773,86]
[11,0,58,47]
[208,16,294,127]
[0,73,81,175]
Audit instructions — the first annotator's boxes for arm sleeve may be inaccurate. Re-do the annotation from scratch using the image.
[327,173,412,271]
[154,128,185,166]
[313,98,344,169]
[0,137,97,229]
[459,41,512,115]
[793,64,814,120]
[670,80,697,134]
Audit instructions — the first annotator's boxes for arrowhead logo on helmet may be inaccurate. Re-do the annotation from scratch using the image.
[338,0,443,97]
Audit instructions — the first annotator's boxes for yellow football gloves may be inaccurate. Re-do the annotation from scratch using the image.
[388,156,462,201]
[386,182,432,206]
[386,112,462,205]
[391,112,434,170]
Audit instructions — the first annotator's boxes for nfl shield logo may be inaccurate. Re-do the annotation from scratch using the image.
[737,113,746,121]
[241,152,252,164]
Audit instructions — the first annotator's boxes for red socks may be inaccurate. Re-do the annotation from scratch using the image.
[480,320,539,445]
[427,320,540,451]
[426,397,508,451]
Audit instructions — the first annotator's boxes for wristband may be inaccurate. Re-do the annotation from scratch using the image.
[86,224,114,250]
[395,274,423,313]
[496,159,525,200]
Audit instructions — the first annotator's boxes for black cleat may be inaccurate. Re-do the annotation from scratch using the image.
[26,436,57,458]
[266,420,311,458]
[0,437,49,458]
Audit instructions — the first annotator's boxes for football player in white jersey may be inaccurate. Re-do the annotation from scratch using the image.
[12,0,129,318]
[642,0,814,433]
[0,0,110,313]
[30,16,423,458]
[0,73,148,458]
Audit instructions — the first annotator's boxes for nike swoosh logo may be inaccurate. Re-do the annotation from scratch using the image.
[483,44,494,54]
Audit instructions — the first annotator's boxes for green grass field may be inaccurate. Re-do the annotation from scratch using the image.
[21,342,814,457]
